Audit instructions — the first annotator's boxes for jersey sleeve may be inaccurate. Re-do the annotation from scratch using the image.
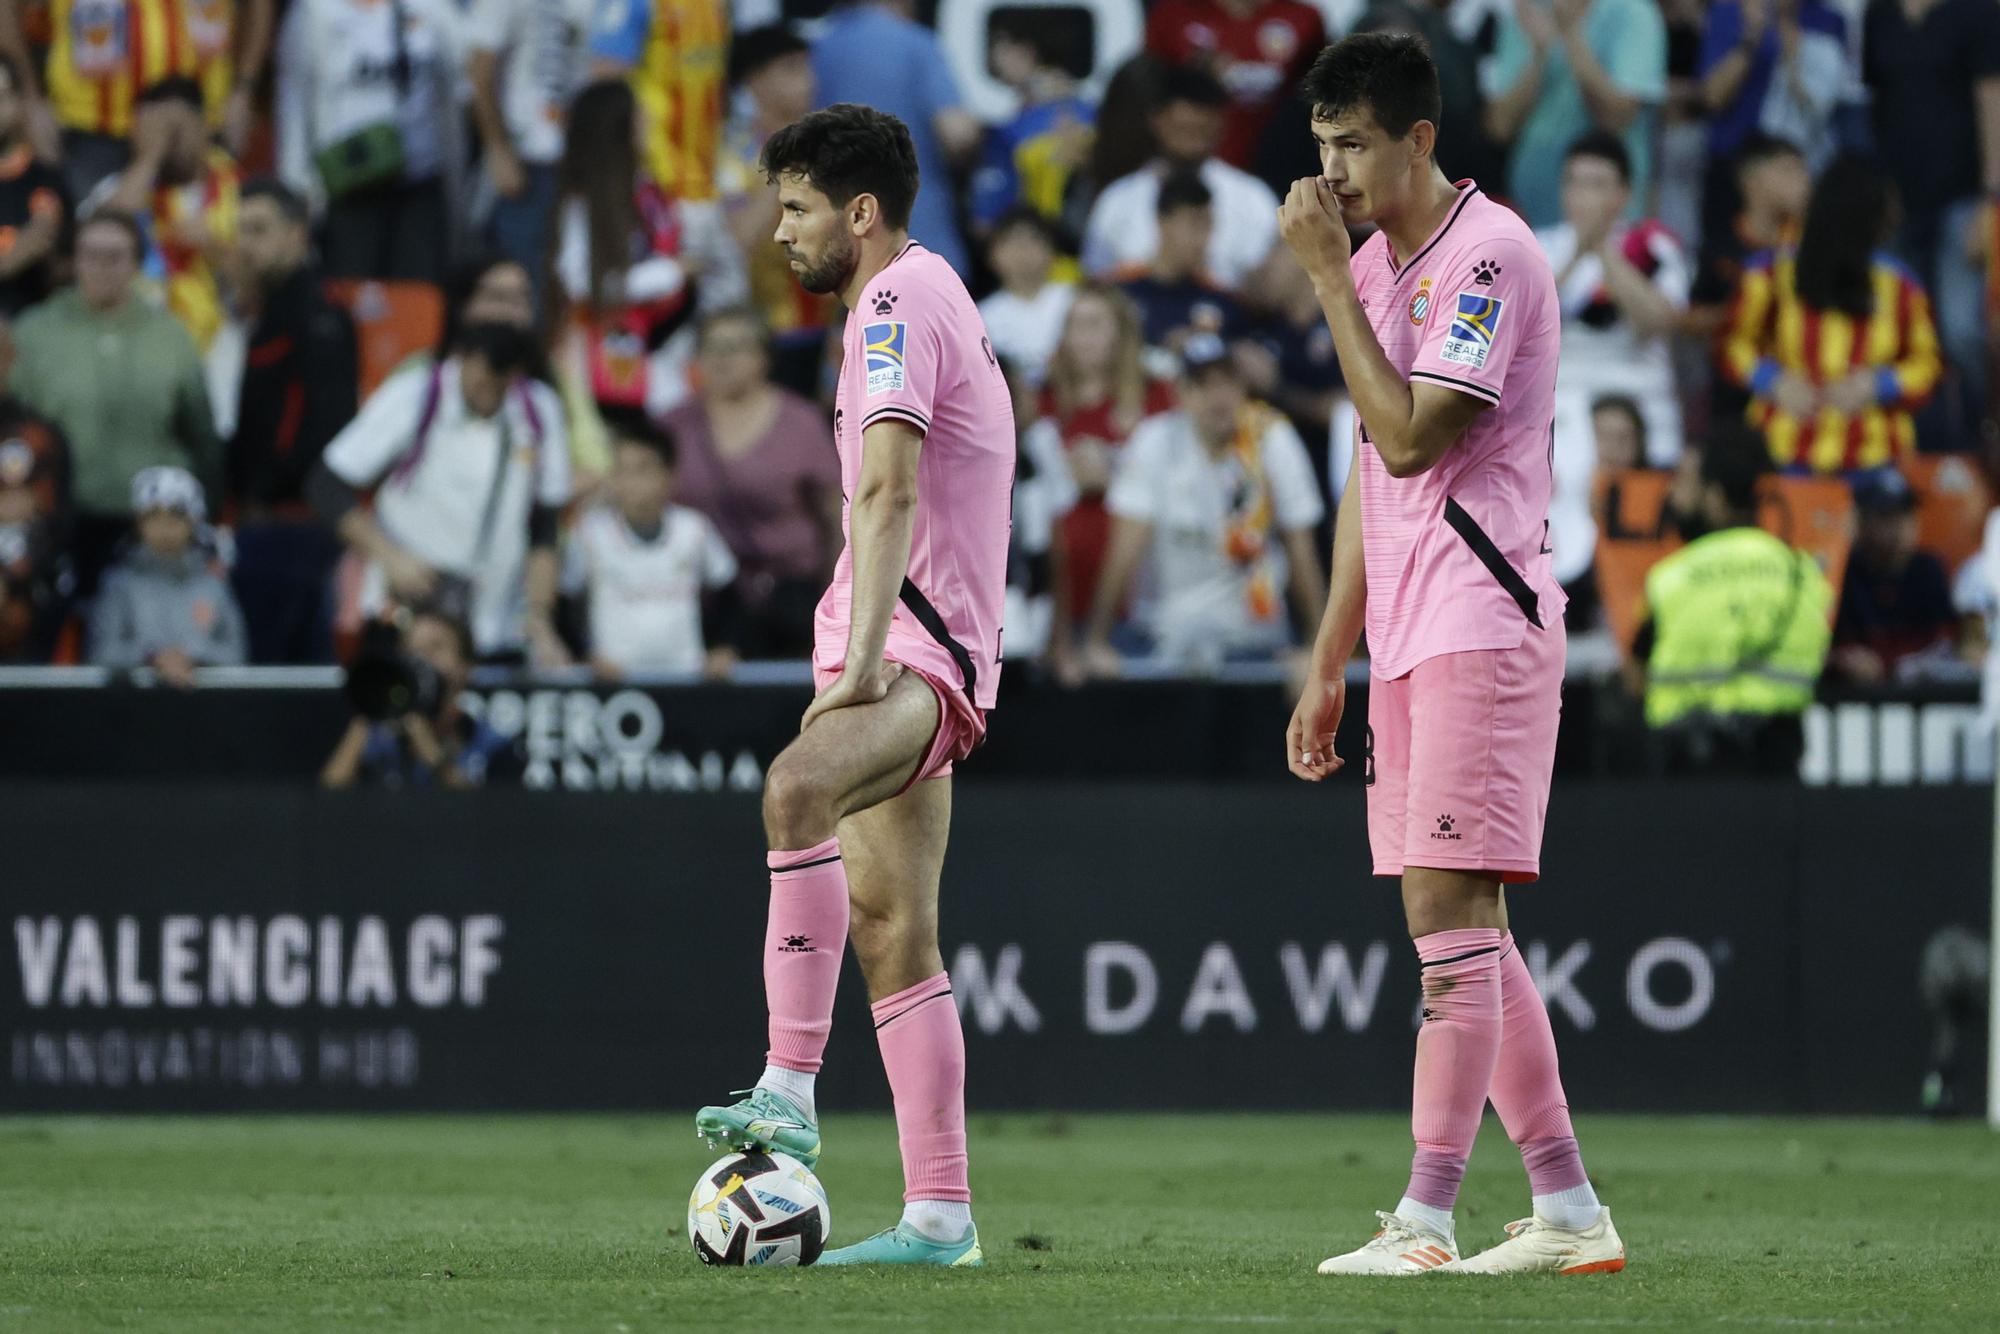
[1105,419,1169,523]
[529,384,573,506]
[1261,418,1325,533]
[1408,242,1540,410]
[855,281,946,437]
[321,366,429,487]
[697,515,739,589]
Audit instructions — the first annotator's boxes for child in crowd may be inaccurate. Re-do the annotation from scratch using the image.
[88,466,245,685]
[976,209,1075,387]
[564,413,739,679]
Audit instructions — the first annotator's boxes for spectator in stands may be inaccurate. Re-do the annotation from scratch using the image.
[809,0,979,277]
[552,78,745,419]
[1481,0,1667,228]
[1592,393,1645,473]
[467,0,593,308]
[1699,0,1857,179]
[563,411,738,679]
[969,15,1096,245]
[1721,156,1943,477]
[1631,426,1832,774]
[589,0,727,206]
[88,464,245,684]
[88,78,241,353]
[1,0,275,202]
[310,320,571,664]
[1116,167,1245,358]
[320,608,512,788]
[9,210,218,595]
[1144,0,1326,197]
[1000,355,1080,684]
[1082,64,1279,292]
[1830,469,1961,684]
[1235,248,1342,443]
[1084,332,1325,673]
[0,314,72,661]
[1591,395,1678,542]
[665,306,839,659]
[1686,133,1808,343]
[1864,0,2000,425]
[443,252,538,351]
[275,0,461,284]
[1087,54,1165,195]
[1041,282,1175,627]
[977,209,1074,387]
[0,54,67,318]
[228,178,357,665]
[1542,131,1688,467]
[718,24,826,398]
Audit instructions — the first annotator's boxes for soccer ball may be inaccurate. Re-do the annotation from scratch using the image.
[687,1150,831,1266]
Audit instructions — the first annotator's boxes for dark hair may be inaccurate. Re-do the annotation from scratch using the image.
[602,407,678,469]
[1794,154,1893,318]
[560,80,642,309]
[1701,423,1774,514]
[1735,132,1805,177]
[762,104,920,231]
[1091,55,1165,189]
[1156,63,1228,112]
[1156,167,1213,217]
[987,205,1060,249]
[240,177,310,226]
[440,252,531,354]
[77,208,146,259]
[991,12,1068,70]
[1300,32,1441,140]
[455,321,540,377]
[696,304,772,349]
[729,23,810,86]
[409,607,476,664]
[1564,129,1630,185]
[1591,394,1645,434]
[136,76,204,112]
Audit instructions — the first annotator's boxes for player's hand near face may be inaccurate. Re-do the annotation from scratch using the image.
[800,659,905,732]
[1287,669,1347,781]
[1280,178,1354,287]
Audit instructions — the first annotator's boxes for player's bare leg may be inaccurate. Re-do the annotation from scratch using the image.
[817,777,984,1266]
[695,672,939,1167]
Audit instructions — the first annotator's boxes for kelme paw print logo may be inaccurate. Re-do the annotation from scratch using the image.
[1436,814,1454,833]
[1472,261,1500,286]
[873,290,898,315]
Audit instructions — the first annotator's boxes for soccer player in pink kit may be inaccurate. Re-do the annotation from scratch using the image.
[1279,36,1625,1276]
[692,105,1012,1268]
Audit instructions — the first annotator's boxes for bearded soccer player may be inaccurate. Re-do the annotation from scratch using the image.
[1279,35,1624,1276]
[692,104,1012,1268]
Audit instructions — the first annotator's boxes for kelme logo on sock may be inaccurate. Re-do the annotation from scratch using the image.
[778,935,817,953]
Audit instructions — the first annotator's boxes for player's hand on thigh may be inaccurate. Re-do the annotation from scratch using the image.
[1287,672,1346,782]
[800,659,906,732]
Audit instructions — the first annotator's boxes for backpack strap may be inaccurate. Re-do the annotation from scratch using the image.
[387,360,446,488]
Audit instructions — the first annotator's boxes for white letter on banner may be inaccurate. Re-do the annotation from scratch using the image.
[407,916,456,1008]
[14,917,61,1008]
[1281,941,1390,1033]
[346,917,396,1006]
[159,916,201,1007]
[460,916,504,1006]
[1528,940,1595,1031]
[1627,937,1716,1032]
[1180,942,1257,1033]
[265,915,309,1007]
[949,944,1041,1033]
[1085,942,1158,1035]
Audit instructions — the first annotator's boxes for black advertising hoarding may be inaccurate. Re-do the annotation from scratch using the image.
[2,782,1985,1114]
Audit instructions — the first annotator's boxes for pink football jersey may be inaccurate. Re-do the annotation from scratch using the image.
[816,241,1015,711]
[1350,184,1565,680]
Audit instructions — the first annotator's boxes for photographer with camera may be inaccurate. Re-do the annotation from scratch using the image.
[307,320,571,666]
[319,606,514,788]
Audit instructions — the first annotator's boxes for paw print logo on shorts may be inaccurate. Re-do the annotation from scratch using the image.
[1436,814,1454,832]
[873,290,897,315]
[1432,813,1462,841]
[1472,261,1500,287]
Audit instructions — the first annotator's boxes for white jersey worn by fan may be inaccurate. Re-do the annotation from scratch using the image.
[564,505,738,674]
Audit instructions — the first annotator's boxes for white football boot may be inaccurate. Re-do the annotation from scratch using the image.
[1447,1208,1626,1274]
[1316,1210,1459,1275]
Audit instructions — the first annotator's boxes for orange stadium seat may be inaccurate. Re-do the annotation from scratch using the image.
[323,279,444,398]
[1594,468,1673,539]
[1759,475,1852,611]
[1904,453,1990,574]
[1595,539,1678,654]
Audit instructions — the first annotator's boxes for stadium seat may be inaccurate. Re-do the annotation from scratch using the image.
[1595,539,1677,654]
[1759,475,1852,610]
[1593,468,1673,539]
[1904,453,1990,574]
[323,279,445,398]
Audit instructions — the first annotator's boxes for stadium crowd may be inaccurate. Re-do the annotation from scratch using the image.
[0,0,1994,735]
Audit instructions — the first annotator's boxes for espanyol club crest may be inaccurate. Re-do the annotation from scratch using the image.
[1409,276,1433,326]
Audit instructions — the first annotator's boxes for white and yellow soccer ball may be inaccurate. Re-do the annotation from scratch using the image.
[687,1151,831,1266]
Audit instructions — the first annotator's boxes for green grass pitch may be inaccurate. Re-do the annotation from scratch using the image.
[3,1113,1997,1331]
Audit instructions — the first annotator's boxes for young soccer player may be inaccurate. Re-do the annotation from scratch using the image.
[692,103,1015,1267]
[1278,34,1624,1276]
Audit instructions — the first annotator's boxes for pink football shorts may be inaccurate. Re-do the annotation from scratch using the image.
[1364,617,1565,884]
[812,656,988,794]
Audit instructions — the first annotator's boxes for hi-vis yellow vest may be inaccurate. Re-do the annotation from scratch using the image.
[1643,526,1833,728]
